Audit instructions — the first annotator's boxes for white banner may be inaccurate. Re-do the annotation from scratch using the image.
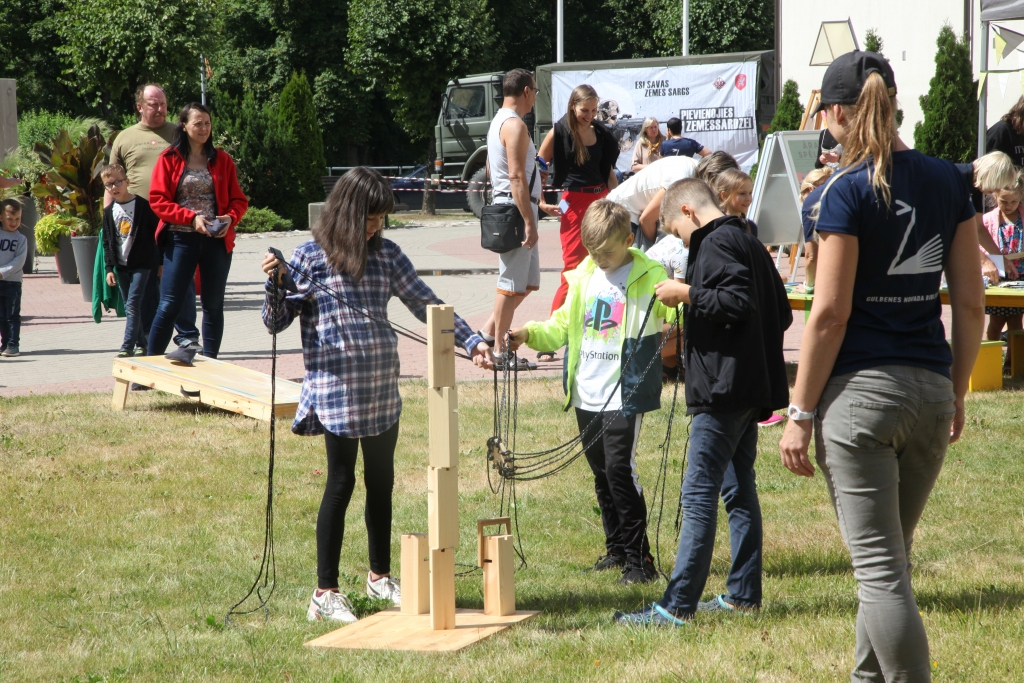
[551,62,759,173]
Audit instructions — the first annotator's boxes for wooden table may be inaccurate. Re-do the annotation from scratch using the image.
[788,287,1024,312]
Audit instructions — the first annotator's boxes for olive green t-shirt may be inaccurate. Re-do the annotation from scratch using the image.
[110,122,176,201]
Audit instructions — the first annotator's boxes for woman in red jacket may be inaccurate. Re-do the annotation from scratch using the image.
[147,102,248,358]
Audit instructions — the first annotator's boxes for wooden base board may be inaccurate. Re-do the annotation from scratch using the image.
[305,608,539,652]
[111,355,302,421]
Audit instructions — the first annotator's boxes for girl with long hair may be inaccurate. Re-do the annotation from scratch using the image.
[261,167,492,624]
[538,84,621,312]
[779,52,984,682]
[630,117,664,171]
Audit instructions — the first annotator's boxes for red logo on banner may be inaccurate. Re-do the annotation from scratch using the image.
[735,74,747,90]
[713,77,726,90]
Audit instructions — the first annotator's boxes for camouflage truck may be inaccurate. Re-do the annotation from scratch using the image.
[434,50,776,217]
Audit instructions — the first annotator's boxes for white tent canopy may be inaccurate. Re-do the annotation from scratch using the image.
[982,0,1024,22]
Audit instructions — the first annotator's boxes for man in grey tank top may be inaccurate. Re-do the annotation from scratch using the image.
[477,69,546,365]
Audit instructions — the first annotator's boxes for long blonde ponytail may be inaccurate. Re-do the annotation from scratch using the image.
[567,85,599,167]
[835,72,898,206]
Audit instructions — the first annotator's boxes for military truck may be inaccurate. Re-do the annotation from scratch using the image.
[434,50,776,217]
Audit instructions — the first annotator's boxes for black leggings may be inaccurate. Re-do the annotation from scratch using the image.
[317,420,400,589]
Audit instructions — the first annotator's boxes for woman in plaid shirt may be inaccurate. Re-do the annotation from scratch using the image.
[262,167,493,624]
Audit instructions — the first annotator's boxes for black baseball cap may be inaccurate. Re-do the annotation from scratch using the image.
[815,51,897,114]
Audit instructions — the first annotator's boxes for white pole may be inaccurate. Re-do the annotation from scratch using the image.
[200,54,207,106]
[978,21,989,157]
[682,0,689,56]
[557,0,564,63]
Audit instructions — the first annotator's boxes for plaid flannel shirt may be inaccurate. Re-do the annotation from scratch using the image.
[262,238,482,438]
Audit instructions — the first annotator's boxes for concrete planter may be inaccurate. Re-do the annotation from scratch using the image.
[16,198,37,274]
[71,235,99,303]
[54,233,79,285]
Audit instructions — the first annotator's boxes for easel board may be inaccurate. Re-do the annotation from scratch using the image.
[111,355,302,421]
[749,130,822,247]
[305,608,539,652]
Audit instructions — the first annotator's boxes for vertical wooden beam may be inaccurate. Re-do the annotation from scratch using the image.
[428,386,459,469]
[427,465,459,549]
[483,534,515,617]
[427,305,456,388]
[400,534,430,615]
[112,378,129,411]
[429,547,456,630]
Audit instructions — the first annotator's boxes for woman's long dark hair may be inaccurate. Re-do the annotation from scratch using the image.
[313,167,395,281]
[171,102,216,163]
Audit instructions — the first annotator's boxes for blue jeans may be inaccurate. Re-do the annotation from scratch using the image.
[143,272,199,346]
[148,232,232,358]
[114,267,150,351]
[660,408,762,616]
[0,280,21,348]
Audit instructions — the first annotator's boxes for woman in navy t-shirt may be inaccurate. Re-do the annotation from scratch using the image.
[779,52,985,683]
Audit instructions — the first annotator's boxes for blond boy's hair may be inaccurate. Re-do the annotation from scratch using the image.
[974,151,1016,194]
[581,200,632,253]
[100,163,127,180]
[800,167,833,200]
[660,178,719,229]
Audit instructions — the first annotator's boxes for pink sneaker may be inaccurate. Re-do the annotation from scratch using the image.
[758,414,784,428]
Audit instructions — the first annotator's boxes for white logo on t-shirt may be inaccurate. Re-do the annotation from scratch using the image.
[887,200,943,275]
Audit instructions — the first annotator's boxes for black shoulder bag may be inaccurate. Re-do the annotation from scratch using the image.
[479,165,537,254]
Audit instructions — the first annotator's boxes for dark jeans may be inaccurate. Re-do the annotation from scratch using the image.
[318,421,401,589]
[0,280,21,348]
[148,233,231,358]
[142,272,199,348]
[660,408,763,616]
[114,267,150,352]
[575,408,651,565]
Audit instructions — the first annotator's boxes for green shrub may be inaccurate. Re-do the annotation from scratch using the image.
[235,207,293,233]
[277,72,326,230]
[34,213,87,255]
[915,25,976,161]
[18,111,113,149]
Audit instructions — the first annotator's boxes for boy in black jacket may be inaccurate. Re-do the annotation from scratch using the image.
[101,164,161,357]
[615,178,792,626]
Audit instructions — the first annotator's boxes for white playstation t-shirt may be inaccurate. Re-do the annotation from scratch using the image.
[111,198,137,266]
[606,156,699,224]
[645,234,688,281]
[571,262,631,411]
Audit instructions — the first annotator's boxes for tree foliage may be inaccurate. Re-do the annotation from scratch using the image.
[914,25,976,162]
[277,72,326,229]
[688,0,774,56]
[768,80,804,134]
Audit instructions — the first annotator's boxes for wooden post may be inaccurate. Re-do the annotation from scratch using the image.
[400,534,430,615]
[483,535,515,617]
[112,378,130,410]
[426,305,458,630]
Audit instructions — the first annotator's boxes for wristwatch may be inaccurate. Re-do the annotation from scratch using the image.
[787,404,815,421]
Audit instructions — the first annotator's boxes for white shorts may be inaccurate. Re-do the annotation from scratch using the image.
[496,202,540,296]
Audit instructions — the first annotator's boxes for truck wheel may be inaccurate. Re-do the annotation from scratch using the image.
[466,167,490,218]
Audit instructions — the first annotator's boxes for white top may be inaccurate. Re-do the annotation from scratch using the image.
[607,156,699,224]
[571,262,632,411]
[111,198,137,266]
[645,234,688,280]
[486,108,540,204]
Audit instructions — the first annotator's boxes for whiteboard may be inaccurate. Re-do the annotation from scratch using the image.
[749,130,822,247]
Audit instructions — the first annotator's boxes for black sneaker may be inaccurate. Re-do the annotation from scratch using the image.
[588,553,626,572]
[135,346,148,357]
[118,347,133,358]
[618,558,658,585]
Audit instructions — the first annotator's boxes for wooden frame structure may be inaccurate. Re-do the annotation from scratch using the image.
[306,305,537,652]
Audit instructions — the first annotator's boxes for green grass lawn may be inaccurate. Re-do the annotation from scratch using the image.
[1,376,1023,682]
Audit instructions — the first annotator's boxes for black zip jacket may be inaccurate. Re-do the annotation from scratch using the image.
[102,196,161,273]
[683,215,793,419]
[550,115,620,190]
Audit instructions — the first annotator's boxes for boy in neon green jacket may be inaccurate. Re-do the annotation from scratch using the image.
[510,200,677,585]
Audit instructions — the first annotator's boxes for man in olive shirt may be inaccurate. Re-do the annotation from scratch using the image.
[107,84,200,352]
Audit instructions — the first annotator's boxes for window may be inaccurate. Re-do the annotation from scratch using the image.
[447,87,486,119]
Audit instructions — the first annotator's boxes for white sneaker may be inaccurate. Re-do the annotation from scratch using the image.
[307,589,358,623]
[366,572,401,605]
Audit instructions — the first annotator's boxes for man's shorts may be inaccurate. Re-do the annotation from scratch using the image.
[496,202,540,296]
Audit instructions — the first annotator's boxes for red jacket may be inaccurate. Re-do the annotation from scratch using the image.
[149,146,249,253]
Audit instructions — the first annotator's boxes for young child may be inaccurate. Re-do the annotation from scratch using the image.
[711,168,758,237]
[0,199,28,358]
[261,167,493,624]
[799,166,834,294]
[509,200,676,585]
[101,164,161,357]
[614,178,791,626]
[982,173,1024,369]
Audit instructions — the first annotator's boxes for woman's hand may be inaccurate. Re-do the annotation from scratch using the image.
[779,417,816,477]
[471,342,495,370]
[212,214,232,238]
[655,280,690,307]
[105,272,117,287]
[540,202,562,218]
[262,251,284,285]
[193,214,210,236]
[949,396,966,444]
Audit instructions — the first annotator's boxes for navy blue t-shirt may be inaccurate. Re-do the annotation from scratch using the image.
[816,149,975,379]
[802,184,825,243]
[660,137,704,158]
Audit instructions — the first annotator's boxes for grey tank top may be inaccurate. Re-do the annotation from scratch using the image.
[486,108,541,204]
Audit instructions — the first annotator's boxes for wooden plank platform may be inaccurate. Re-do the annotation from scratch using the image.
[789,287,1024,312]
[305,608,539,652]
[111,355,302,421]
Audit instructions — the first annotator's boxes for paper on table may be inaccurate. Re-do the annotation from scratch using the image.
[989,253,1006,277]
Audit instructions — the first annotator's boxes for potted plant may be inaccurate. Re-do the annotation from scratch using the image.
[31,125,118,302]
[34,213,87,284]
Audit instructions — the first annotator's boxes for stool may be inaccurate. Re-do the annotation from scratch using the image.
[970,340,1004,392]
[1009,330,1024,378]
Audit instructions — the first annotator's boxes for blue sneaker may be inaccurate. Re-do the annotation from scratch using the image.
[613,602,687,627]
[2,345,19,357]
[696,594,759,615]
